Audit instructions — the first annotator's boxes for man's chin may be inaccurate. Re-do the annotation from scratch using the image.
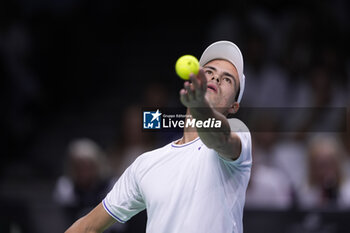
[205,93,217,104]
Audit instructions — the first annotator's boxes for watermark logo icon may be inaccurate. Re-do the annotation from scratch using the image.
[143,109,162,129]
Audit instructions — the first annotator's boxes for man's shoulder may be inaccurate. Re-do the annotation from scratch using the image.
[227,118,250,133]
[134,142,173,164]
[129,141,177,179]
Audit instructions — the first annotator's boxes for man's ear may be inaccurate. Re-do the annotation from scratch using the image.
[228,102,240,114]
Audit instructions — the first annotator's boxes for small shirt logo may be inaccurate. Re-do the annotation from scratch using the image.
[143,109,162,129]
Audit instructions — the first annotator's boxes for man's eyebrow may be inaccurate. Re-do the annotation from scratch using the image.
[204,65,217,71]
[223,72,237,82]
[204,65,238,88]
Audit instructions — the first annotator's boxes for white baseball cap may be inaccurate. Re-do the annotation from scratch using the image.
[199,40,245,103]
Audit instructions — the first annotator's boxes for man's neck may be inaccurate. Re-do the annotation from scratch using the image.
[176,109,199,145]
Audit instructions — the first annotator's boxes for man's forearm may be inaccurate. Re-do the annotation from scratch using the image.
[65,217,98,233]
[190,105,241,160]
[65,202,116,233]
[189,103,232,150]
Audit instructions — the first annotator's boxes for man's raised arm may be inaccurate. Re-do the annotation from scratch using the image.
[180,69,241,160]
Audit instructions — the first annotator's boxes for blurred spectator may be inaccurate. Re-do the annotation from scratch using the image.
[241,29,289,107]
[246,117,294,209]
[297,135,350,209]
[294,65,346,108]
[109,105,156,177]
[53,138,111,227]
[289,65,346,145]
[245,163,293,209]
[272,134,307,194]
[248,113,281,168]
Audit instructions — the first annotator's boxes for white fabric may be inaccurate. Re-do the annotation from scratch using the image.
[103,118,252,233]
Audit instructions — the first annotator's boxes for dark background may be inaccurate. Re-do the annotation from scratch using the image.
[1,0,349,232]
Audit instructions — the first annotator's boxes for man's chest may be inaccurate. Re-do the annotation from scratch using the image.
[139,150,224,207]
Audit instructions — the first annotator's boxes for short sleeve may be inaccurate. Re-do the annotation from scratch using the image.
[219,118,252,169]
[103,159,146,223]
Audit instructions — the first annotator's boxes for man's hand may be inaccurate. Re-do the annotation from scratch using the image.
[180,68,209,108]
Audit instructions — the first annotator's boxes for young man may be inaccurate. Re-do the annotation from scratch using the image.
[65,41,252,233]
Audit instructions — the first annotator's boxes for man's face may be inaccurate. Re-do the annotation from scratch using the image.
[203,59,240,115]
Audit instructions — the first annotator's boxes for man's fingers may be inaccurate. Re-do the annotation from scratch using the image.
[180,69,208,107]
[179,88,189,105]
[198,68,207,92]
[184,81,195,100]
[190,73,200,90]
[190,75,205,100]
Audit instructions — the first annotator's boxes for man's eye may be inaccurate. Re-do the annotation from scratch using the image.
[224,77,232,83]
[205,70,213,75]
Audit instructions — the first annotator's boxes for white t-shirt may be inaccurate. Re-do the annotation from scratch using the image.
[103,118,252,233]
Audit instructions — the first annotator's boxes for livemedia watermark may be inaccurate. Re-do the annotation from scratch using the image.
[142,107,348,133]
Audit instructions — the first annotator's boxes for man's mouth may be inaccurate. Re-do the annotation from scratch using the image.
[207,83,218,93]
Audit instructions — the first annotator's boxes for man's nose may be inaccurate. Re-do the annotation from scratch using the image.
[211,76,220,83]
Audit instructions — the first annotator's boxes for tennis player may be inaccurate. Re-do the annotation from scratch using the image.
[65,41,252,233]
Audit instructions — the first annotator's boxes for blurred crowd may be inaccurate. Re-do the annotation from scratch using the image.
[1,0,350,233]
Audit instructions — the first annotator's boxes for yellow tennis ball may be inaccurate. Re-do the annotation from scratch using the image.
[175,55,200,80]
